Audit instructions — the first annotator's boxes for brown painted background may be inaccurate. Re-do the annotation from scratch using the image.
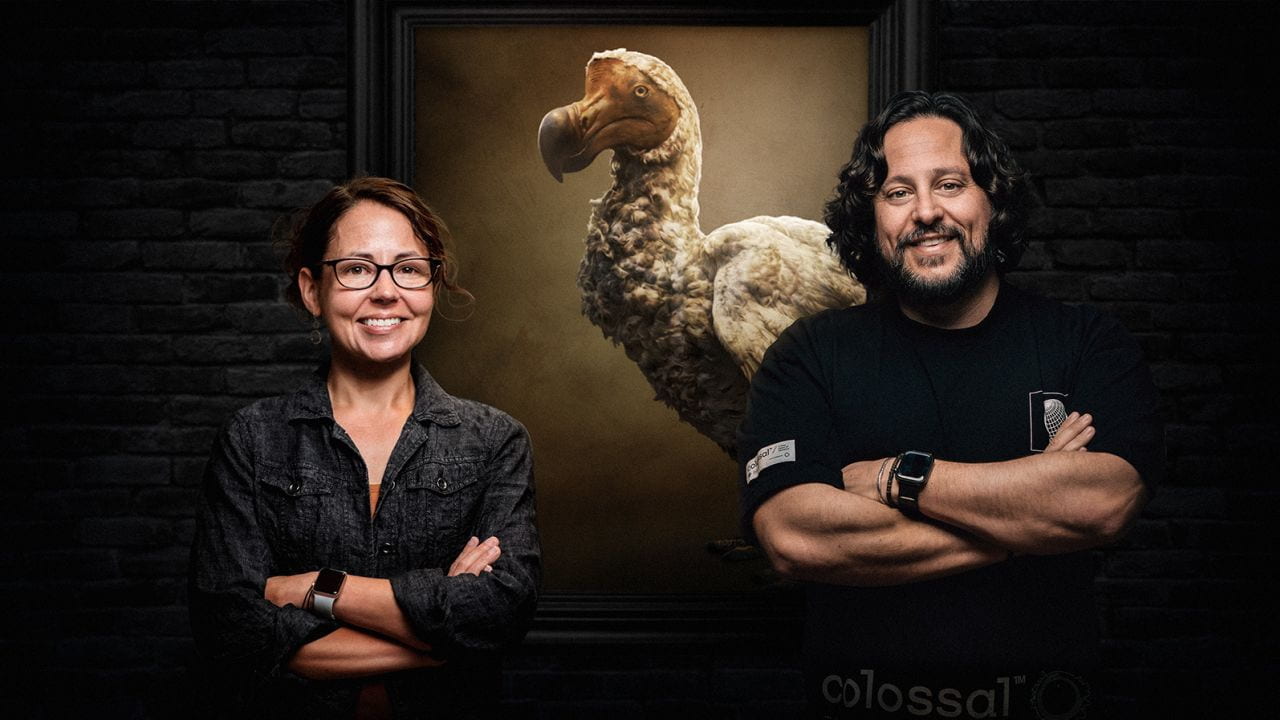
[412,26,868,592]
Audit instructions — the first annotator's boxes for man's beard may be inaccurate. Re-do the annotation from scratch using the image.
[878,222,995,307]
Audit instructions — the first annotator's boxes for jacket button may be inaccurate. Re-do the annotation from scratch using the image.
[435,471,447,491]
[379,542,395,555]
[287,480,302,494]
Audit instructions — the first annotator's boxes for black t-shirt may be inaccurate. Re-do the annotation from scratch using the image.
[738,282,1163,718]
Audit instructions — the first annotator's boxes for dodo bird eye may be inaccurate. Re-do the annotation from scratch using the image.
[634,85,649,97]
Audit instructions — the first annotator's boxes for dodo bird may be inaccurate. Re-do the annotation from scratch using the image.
[538,49,865,454]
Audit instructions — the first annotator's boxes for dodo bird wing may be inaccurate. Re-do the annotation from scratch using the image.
[709,216,866,379]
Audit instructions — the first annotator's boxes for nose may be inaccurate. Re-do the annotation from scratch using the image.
[912,192,942,226]
[369,266,399,299]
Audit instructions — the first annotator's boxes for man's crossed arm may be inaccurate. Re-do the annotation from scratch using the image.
[752,412,1148,586]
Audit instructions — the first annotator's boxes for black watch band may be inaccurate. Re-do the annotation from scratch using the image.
[894,450,934,518]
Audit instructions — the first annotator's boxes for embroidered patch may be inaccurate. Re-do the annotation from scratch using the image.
[746,439,796,484]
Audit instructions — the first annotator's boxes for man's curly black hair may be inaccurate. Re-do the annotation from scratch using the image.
[823,91,1034,292]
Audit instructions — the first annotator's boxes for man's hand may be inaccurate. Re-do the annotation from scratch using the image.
[448,536,500,576]
[264,570,319,608]
[1045,412,1094,452]
[841,457,893,504]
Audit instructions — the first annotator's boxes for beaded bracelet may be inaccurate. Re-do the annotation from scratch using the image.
[885,454,901,508]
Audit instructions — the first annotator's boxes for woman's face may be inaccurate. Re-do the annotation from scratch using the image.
[299,200,435,369]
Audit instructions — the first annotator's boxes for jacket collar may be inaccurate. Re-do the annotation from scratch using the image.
[286,363,462,427]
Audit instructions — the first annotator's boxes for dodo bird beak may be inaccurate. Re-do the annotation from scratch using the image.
[538,57,679,183]
[537,104,587,183]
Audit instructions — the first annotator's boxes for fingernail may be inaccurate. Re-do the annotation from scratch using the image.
[483,565,493,573]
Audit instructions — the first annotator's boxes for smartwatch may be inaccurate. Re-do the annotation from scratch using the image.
[311,568,347,620]
[893,450,934,518]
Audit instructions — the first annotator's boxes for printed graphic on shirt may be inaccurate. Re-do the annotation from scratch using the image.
[745,439,795,484]
[818,667,1091,719]
[1028,391,1069,452]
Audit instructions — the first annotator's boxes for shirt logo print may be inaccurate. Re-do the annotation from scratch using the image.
[1044,398,1066,440]
[1028,391,1069,452]
[745,439,796,484]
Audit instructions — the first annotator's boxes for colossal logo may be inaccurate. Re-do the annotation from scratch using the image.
[822,670,1012,718]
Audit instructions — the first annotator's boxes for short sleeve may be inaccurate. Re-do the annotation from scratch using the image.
[737,317,844,543]
[1069,311,1166,488]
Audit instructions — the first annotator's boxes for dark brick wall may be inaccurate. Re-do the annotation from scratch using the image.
[1,1,1273,717]
[937,2,1276,714]
[1,1,347,716]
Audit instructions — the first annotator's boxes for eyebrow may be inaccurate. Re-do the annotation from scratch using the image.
[882,166,972,187]
[342,251,425,261]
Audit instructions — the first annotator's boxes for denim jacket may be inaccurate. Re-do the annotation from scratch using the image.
[188,364,540,717]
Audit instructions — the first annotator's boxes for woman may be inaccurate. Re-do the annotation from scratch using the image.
[189,177,540,718]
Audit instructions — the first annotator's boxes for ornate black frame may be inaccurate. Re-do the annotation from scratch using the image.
[348,0,934,643]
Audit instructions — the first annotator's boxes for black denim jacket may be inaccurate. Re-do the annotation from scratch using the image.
[188,364,540,717]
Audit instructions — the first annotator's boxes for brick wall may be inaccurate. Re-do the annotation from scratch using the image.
[1,1,1272,716]
[937,2,1274,714]
[1,2,347,716]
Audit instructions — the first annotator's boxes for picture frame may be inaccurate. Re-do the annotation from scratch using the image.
[349,0,934,644]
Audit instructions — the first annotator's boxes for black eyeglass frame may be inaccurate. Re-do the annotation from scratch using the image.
[318,256,442,290]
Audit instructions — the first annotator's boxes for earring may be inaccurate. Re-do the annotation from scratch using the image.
[310,315,323,345]
[994,249,1007,264]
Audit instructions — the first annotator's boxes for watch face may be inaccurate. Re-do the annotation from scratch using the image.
[896,451,933,482]
[314,568,346,595]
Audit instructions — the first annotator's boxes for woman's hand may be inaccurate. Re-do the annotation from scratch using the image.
[448,536,501,576]
[1045,412,1094,452]
[264,570,319,608]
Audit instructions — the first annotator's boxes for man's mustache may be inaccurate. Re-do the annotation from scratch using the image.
[896,223,964,251]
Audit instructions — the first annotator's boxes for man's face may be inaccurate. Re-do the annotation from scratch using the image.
[873,116,995,306]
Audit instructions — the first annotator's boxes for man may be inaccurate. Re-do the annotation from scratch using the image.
[738,91,1163,719]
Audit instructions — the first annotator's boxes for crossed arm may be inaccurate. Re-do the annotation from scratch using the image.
[261,536,502,680]
[753,412,1148,586]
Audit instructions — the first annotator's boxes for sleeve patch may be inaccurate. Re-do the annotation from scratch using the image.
[745,439,796,484]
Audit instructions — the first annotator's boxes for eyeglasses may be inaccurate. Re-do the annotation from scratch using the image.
[319,257,442,290]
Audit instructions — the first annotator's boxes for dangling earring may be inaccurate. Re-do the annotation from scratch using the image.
[310,315,323,345]
[994,248,1007,264]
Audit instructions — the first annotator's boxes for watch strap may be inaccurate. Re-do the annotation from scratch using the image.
[313,590,338,620]
[897,486,923,517]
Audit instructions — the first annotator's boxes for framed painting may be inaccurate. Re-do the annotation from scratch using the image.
[350,0,933,641]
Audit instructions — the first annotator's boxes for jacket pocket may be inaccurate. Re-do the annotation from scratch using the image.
[398,460,485,566]
[254,464,338,569]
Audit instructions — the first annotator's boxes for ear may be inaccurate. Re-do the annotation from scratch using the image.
[299,266,322,317]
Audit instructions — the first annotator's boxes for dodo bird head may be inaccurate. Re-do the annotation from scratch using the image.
[538,49,693,182]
